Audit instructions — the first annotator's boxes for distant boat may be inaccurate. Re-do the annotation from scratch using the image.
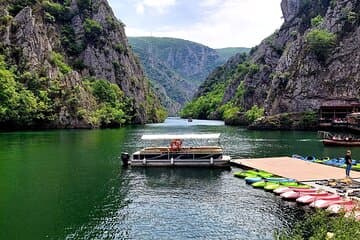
[323,138,360,147]
[188,117,193,122]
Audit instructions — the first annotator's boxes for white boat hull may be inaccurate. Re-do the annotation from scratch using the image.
[129,155,231,168]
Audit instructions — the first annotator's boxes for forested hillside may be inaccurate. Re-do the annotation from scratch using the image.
[0,0,166,130]
[129,37,249,115]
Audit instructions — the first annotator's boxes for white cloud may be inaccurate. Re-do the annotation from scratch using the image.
[135,0,177,15]
[135,3,145,14]
[127,0,283,48]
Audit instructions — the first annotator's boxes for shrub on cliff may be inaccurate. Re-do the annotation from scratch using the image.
[84,18,103,42]
[306,29,336,60]
[245,105,264,123]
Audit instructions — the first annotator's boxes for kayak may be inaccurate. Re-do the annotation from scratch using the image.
[256,171,273,178]
[327,203,358,214]
[273,185,311,195]
[280,182,298,187]
[310,199,353,209]
[234,170,258,178]
[296,194,340,204]
[281,191,327,200]
[245,176,263,184]
[266,177,296,183]
[314,157,330,163]
[252,181,266,188]
[264,182,280,191]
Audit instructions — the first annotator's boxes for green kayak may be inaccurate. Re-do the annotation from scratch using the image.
[281,182,298,187]
[234,170,259,178]
[252,181,266,188]
[256,171,273,178]
[352,164,360,171]
[264,182,280,191]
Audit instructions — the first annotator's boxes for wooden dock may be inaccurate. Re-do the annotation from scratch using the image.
[231,157,360,182]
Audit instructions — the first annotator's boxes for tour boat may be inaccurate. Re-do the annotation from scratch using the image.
[323,138,360,147]
[310,199,353,208]
[121,134,231,168]
[296,194,340,204]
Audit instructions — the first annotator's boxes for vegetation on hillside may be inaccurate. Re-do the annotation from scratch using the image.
[0,0,166,129]
[275,210,360,240]
[215,47,250,62]
[180,55,261,123]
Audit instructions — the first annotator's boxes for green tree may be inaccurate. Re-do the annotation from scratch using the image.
[245,105,264,123]
[306,29,336,60]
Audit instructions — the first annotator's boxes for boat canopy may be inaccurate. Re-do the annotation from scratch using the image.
[141,133,220,140]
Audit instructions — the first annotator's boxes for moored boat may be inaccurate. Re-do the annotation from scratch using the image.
[125,134,231,168]
[323,138,360,147]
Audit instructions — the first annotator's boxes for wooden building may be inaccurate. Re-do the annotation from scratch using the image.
[319,103,360,128]
[347,112,360,132]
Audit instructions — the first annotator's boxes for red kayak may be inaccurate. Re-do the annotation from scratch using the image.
[274,187,315,195]
[310,199,353,208]
[296,194,340,204]
[281,191,328,200]
[327,203,358,214]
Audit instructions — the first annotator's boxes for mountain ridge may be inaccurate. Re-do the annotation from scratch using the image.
[128,36,249,115]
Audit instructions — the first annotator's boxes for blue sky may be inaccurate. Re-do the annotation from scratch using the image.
[108,0,283,48]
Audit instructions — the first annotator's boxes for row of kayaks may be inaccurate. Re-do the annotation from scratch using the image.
[292,154,360,170]
[234,169,360,219]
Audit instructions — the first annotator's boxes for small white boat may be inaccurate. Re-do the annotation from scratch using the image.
[121,133,231,168]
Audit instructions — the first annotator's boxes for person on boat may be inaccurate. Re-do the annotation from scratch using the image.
[345,150,352,178]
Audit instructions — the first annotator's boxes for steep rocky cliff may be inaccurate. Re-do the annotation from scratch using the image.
[129,37,249,115]
[0,0,165,130]
[187,0,360,125]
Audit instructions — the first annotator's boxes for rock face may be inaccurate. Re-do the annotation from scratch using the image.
[194,0,360,120]
[0,0,164,129]
[129,37,249,115]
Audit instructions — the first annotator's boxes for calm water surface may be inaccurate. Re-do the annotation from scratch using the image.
[1,118,359,239]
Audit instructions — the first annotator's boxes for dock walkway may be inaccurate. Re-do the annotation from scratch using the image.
[231,157,360,182]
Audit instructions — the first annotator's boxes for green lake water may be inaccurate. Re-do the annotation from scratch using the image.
[1,118,359,239]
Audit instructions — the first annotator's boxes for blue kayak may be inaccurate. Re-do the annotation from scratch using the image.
[245,176,263,184]
[266,177,296,183]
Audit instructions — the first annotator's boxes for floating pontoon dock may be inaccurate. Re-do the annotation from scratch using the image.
[231,157,360,182]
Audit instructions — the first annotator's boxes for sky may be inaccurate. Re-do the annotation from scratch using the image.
[108,0,283,48]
